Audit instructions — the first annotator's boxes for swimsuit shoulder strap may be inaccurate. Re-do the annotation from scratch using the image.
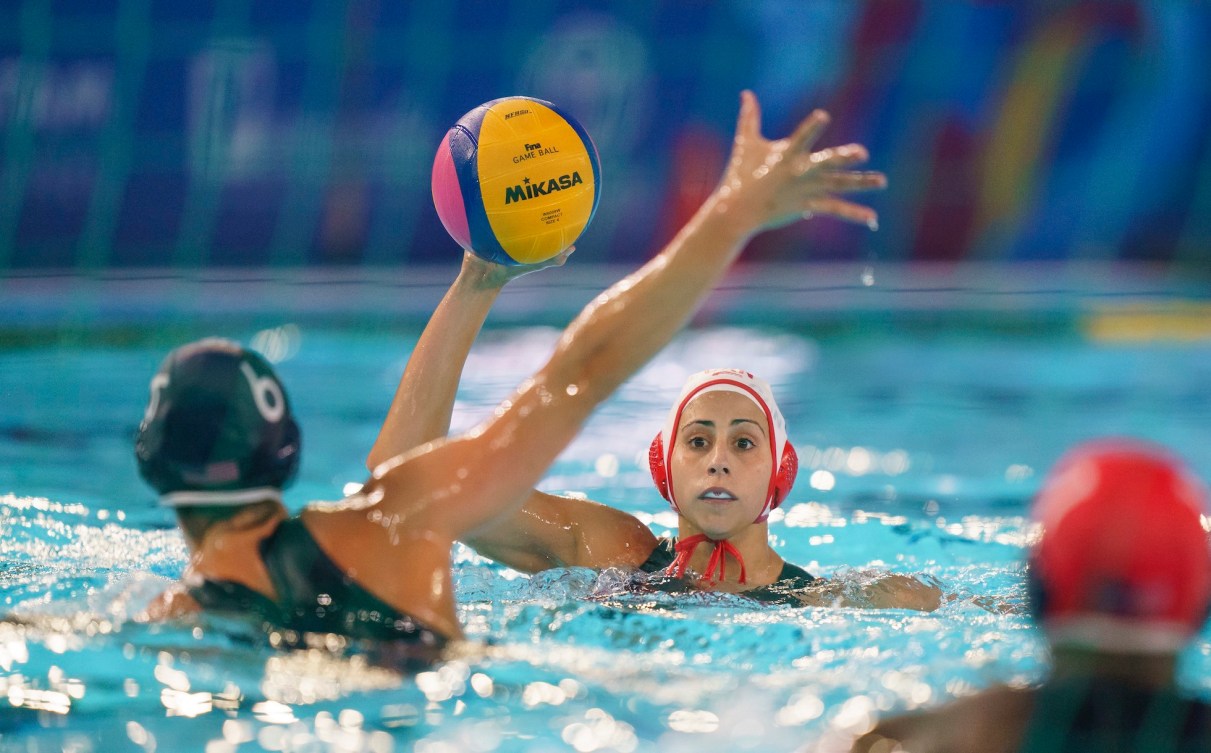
[259,515,444,644]
[775,560,816,587]
[637,537,676,573]
[257,515,326,608]
[185,518,292,623]
[737,560,817,605]
[187,576,286,626]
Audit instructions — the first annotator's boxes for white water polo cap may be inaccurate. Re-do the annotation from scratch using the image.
[648,369,797,523]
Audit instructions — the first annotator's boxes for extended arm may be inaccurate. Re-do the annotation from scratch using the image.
[367,249,572,470]
[375,91,887,540]
[794,572,943,611]
[461,489,658,573]
[312,92,886,634]
[367,249,656,573]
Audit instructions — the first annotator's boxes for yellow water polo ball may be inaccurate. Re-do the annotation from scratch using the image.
[431,96,601,265]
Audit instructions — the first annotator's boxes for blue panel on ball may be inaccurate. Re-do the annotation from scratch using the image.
[544,99,602,226]
[449,105,512,265]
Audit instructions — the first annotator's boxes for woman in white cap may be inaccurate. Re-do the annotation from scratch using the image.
[140,91,897,654]
[369,114,937,610]
[374,332,938,608]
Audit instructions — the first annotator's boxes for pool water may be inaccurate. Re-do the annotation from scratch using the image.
[3,271,1211,753]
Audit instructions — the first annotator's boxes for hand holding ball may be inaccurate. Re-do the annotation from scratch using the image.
[431,97,601,265]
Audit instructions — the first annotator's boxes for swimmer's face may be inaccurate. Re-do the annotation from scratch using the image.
[669,390,774,539]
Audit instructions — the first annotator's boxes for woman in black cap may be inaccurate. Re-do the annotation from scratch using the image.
[136,92,887,655]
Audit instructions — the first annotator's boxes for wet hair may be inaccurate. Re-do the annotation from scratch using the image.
[135,338,300,507]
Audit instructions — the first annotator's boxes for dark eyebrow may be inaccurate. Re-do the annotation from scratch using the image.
[680,418,767,436]
[733,418,767,435]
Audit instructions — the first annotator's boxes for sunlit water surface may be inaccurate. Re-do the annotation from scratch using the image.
[3,312,1211,753]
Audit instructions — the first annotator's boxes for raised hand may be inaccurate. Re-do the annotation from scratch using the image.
[717,90,887,233]
[463,246,575,290]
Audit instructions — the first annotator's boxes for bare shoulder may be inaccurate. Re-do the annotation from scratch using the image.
[300,495,456,557]
[299,497,458,590]
[553,492,659,569]
[852,687,1034,753]
[298,499,463,637]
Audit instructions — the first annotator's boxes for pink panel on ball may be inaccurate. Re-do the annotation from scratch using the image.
[431,133,472,249]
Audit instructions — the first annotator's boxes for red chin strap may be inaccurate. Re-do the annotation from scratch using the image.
[668,533,748,585]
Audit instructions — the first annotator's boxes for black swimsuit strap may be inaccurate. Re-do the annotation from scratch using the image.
[637,537,815,603]
[258,517,443,643]
[256,516,326,608]
[187,576,286,626]
[186,516,445,655]
[638,537,676,573]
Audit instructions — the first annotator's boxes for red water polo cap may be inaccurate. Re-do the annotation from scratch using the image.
[1029,438,1211,653]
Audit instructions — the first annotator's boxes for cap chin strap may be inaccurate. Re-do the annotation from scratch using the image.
[668,533,748,585]
[159,487,283,508]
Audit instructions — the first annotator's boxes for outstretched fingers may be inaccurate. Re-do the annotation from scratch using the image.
[724,92,885,232]
[821,170,887,194]
[808,143,870,170]
[735,89,767,144]
[804,196,879,228]
[787,108,831,154]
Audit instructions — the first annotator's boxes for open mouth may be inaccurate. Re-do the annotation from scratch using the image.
[699,488,737,501]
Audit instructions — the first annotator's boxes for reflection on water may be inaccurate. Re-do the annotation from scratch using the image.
[1,492,1034,753]
[3,322,1211,751]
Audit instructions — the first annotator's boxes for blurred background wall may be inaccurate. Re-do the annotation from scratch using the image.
[1,0,1209,272]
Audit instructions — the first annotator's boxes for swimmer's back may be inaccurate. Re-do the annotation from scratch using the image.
[853,679,1211,753]
[190,516,445,658]
[1020,678,1211,752]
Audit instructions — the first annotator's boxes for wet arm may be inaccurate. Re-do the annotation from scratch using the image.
[377,90,887,541]
[462,490,658,573]
[367,250,570,471]
[859,572,943,611]
[793,573,943,611]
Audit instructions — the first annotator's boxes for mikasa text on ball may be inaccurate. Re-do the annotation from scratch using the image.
[431,96,601,265]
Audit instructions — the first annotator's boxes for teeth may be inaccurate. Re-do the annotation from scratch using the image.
[702,491,732,500]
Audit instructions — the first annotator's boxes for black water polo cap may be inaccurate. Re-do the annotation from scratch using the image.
[135,338,301,506]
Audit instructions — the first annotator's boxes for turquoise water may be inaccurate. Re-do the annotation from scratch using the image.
[3,271,1211,752]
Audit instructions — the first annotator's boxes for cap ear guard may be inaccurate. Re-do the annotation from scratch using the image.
[758,441,798,522]
[649,432,672,504]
